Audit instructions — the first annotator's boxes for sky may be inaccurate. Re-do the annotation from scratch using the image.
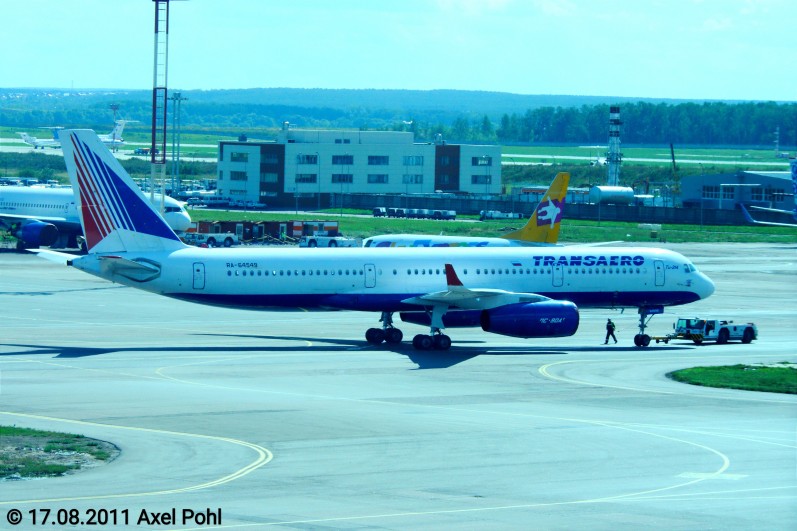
[1,0,794,101]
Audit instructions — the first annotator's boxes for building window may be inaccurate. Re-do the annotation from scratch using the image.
[368,155,389,165]
[472,156,492,166]
[332,155,354,165]
[260,172,278,183]
[722,187,735,200]
[472,174,492,185]
[230,171,248,181]
[332,174,353,184]
[703,185,720,199]
[230,152,249,163]
[439,156,450,166]
[402,174,423,184]
[367,174,388,184]
[439,174,451,185]
[335,139,351,144]
[218,171,223,180]
[403,155,424,166]
[262,154,279,165]
[297,154,318,164]
[296,174,317,184]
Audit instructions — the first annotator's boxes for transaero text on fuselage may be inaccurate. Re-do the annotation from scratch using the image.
[531,255,646,267]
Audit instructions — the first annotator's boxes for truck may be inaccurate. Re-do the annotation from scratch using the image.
[479,210,523,220]
[182,232,240,247]
[659,317,758,345]
[298,235,360,248]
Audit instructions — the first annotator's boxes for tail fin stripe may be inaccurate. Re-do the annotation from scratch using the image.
[73,136,118,236]
[72,140,114,243]
[84,142,135,232]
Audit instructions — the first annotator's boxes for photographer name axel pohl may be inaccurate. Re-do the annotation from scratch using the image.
[137,508,221,526]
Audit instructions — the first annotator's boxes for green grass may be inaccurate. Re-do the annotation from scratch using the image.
[187,208,797,243]
[668,364,797,394]
[0,426,117,479]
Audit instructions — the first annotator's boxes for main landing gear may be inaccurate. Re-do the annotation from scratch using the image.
[633,306,663,347]
[365,311,452,350]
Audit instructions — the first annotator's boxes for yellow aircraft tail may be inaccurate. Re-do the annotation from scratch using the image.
[501,172,569,244]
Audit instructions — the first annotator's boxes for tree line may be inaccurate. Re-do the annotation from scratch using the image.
[2,89,794,147]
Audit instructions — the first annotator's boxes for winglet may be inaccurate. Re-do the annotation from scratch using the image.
[501,172,569,244]
[444,263,464,287]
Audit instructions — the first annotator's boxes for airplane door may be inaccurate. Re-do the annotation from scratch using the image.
[654,260,665,286]
[552,265,564,287]
[364,264,376,288]
[193,262,205,290]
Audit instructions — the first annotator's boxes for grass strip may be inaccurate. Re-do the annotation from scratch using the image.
[668,364,797,394]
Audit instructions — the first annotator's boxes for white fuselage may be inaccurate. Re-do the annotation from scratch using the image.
[0,186,192,233]
[71,245,715,313]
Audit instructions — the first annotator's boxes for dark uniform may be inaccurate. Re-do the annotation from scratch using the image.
[605,319,617,344]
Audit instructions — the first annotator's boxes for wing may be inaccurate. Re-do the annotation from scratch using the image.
[401,264,550,330]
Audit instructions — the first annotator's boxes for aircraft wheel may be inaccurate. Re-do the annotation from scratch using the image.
[365,328,385,344]
[433,334,452,350]
[633,334,642,347]
[385,328,403,344]
[640,334,651,347]
[413,334,434,350]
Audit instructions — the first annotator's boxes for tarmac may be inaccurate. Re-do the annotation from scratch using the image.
[1,243,795,529]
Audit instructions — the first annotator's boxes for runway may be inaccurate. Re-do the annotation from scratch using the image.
[1,244,795,529]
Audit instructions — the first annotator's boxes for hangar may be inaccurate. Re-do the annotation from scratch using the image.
[680,169,794,211]
[215,123,501,208]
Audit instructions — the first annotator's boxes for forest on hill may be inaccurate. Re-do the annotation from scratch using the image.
[1,88,794,147]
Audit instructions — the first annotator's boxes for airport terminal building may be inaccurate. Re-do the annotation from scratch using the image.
[216,124,501,207]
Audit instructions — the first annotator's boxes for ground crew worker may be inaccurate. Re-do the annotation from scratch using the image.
[604,318,617,344]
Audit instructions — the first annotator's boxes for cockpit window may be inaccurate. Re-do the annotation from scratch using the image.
[683,263,696,273]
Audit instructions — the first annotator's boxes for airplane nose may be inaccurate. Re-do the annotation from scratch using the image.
[698,273,715,299]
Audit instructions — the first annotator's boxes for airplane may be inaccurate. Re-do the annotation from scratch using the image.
[363,172,569,248]
[97,120,128,150]
[34,130,715,350]
[17,121,128,151]
[0,185,192,250]
[740,159,797,227]
[17,130,62,149]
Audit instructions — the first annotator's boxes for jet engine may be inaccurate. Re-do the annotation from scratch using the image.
[15,220,59,247]
[400,300,579,339]
[479,300,579,338]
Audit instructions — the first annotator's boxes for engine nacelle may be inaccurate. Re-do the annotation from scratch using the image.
[480,300,579,338]
[17,220,58,247]
[400,300,579,339]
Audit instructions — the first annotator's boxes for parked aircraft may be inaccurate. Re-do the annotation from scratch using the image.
[364,172,569,248]
[17,121,128,151]
[17,130,62,149]
[35,130,715,349]
[0,185,192,249]
[740,159,797,227]
[97,120,128,150]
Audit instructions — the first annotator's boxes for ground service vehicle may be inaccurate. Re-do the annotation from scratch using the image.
[298,235,359,247]
[663,318,758,345]
[183,232,239,247]
[480,210,523,220]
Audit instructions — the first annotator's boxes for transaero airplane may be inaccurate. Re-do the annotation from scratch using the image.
[0,185,192,250]
[363,172,569,248]
[34,130,715,349]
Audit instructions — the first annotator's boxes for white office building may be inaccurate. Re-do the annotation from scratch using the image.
[216,124,501,207]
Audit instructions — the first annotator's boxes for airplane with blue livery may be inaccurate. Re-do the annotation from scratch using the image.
[34,130,715,349]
